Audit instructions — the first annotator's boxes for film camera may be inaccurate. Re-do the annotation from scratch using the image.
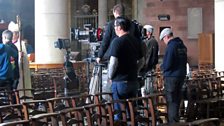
[54,38,71,50]
[71,24,103,42]
[54,38,79,96]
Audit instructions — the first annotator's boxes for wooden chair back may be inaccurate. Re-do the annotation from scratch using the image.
[149,93,168,124]
[30,112,59,126]
[127,96,156,126]
[84,103,109,126]
[22,100,48,120]
[47,97,72,113]
[60,106,85,126]
[0,104,24,123]
[0,87,13,105]
[106,99,128,126]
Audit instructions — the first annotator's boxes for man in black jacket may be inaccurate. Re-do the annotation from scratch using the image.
[108,17,144,120]
[96,4,141,63]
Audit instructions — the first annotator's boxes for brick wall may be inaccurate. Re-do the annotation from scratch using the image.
[141,0,214,66]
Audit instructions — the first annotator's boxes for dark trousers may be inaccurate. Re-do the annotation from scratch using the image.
[0,79,15,104]
[12,79,19,90]
[111,81,139,120]
[164,76,185,124]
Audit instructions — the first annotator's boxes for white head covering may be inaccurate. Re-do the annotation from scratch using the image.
[8,21,19,32]
[159,28,172,40]
[143,25,154,33]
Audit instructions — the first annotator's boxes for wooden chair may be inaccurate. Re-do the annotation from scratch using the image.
[208,77,221,98]
[185,78,200,121]
[15,88,56,104]
[218,75,224,118]
[0,120,30,126]
[14,89,35,104]
[0,104,24,123]
[47,97,72,113]
[65,92,112,126]
[44,96,77,125]
[188,118,220,126]
[30,112,59,126]
[94,92,113,104]
[53,94,96,126]
[159,118,220,126]
[59,106,86,126]
[106,99,128,126]
[0,87,13,105]
[22,100,48,120]
[70,94,95,107]
[149,93,168,124]
[127,96,156,126]
[150,92,220,126]
[195,78,220,119]
[84,103,109,126]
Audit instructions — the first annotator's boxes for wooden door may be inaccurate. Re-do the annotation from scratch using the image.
[198,33,214,65]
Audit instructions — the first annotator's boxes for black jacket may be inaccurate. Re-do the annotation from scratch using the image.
[98,17,141,60]
[144,37,159,71]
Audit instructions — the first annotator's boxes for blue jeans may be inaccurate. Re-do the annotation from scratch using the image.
[164,76,185,123]
[111,81,139,120]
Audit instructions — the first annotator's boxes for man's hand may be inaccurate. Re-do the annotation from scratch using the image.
[19,51,24,57]
[96,57,101,64]
[107,79,112,84]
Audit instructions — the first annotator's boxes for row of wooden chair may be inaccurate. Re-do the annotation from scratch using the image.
[1,88,221,126]
[0,90,168,126]
[25,92,218,126]
[0,92,112,125]
[185,72,224,121]
[26,92,167,126]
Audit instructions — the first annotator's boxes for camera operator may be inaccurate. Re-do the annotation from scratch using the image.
[96,4,141,63]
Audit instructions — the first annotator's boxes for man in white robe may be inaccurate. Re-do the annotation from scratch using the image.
[8,21,32,90]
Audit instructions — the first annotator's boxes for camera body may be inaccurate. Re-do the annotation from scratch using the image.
[54,39,71,49]
[89,42,100,58]
[71,23,103,42]
[73,28,103,42]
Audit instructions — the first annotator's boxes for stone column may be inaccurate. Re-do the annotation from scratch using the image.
[35,0,69,64]
[132,0,138,20]
[215,0,224,71]
[98,0,107,28]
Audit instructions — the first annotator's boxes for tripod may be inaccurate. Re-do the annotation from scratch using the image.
[83,57,96,88]
[141,70,156,96]
[63,49,78,96]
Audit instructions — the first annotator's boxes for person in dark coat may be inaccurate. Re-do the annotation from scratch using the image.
[140,25,159,96]
[96,4,141,63]
[0,30,18,89]
[108,17,144,120]
[160,28,187,124]
[3,30,19,90]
